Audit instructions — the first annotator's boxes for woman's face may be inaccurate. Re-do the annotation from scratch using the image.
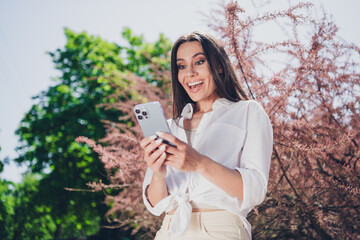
[176,41,218,103]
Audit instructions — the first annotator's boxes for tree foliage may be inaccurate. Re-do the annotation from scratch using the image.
[0,179,14,240]
[12,27,171,239]
[0,174,57,240]
[213,1,359,239]
[76,40,173,240]
[77,75,172,239]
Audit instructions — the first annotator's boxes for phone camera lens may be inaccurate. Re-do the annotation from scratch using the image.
[138,115,143,120]
[142,111,147,116]
[135,109,140,114]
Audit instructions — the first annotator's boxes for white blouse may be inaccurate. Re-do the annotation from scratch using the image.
[142,98,273,238]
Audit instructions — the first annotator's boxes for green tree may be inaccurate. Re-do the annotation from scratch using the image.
[0,179,14,240]
[121,27,172,89]
[9,174,58,240]
[13,28,171,239]
[0,174,61,240]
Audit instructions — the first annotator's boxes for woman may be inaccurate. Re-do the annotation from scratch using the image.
[140,32,273,239]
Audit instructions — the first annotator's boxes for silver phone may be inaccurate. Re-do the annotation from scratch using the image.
[134,101,176,147]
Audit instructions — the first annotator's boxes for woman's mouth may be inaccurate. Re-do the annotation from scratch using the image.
[187,81,204,93]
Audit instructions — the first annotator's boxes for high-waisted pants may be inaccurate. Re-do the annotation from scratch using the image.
[154,211,250,240]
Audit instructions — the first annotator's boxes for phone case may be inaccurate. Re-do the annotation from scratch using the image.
[134,101,176,147]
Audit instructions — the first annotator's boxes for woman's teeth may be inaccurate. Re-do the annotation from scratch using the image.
[188,81,204,88]
[187,81,204,93]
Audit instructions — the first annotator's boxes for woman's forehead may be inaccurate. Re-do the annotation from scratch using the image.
[177,41,204,59]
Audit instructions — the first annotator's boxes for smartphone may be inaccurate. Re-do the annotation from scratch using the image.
[134,101,176,147]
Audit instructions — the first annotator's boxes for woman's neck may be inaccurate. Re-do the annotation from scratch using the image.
[194,93,220,114]
[194,102,213,114]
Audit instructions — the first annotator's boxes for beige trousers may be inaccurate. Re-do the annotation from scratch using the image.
[154,211,250,240]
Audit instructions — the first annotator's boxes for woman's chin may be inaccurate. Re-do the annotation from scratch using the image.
[188,94,203,102]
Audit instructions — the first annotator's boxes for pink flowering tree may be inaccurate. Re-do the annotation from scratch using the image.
[76,70,172,238]
[210,1,359,239]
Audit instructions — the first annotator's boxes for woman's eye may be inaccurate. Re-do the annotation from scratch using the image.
[177,65,185,70]
[195,59,205,65]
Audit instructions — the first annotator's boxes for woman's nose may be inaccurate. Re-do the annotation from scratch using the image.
[185,65,196,78]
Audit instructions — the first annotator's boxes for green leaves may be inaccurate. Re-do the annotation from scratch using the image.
[122,27,144,46]
[120,27,172,87]
[0,174,58,240]
[11,27,172,238]
[56,84,70,94]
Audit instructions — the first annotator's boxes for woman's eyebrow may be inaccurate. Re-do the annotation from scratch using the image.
[176,52,205,62]
[192,52,205,58]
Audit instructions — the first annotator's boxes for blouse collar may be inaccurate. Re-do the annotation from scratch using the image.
[180,98,234,119]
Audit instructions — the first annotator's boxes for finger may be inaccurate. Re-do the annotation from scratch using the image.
[140,135,157,149]
[164,145,178,155]
[164,153,177,162]
[153,151,167,169]
[156,132,183,147]
[144,138,163,157]
[149,145,167,164]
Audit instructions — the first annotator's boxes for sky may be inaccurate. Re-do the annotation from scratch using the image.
[1,0,359,183]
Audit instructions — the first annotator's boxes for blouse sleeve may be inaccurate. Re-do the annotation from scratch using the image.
[142,168,158,215]
[235,101,273,211]
[142,168,174,216]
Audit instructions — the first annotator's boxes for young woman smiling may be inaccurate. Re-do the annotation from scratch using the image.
[140,32,273,240]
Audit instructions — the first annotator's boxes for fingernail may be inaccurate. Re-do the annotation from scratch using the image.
[156,131,163,136]
[155,139,162,144]
[161,152,166,157]
[149,135,157,140]
[159,145,166,151]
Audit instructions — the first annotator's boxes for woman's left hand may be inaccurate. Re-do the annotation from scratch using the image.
[156,131,208,173]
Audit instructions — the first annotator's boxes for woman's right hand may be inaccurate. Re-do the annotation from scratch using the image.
[140,135,167,178]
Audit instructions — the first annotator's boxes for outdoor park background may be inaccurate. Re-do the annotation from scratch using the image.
[0,0,359,239]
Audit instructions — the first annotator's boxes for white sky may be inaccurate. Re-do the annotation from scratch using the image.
[1,0,359,183]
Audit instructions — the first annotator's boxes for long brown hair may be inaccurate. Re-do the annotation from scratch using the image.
[170,31,248,119]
